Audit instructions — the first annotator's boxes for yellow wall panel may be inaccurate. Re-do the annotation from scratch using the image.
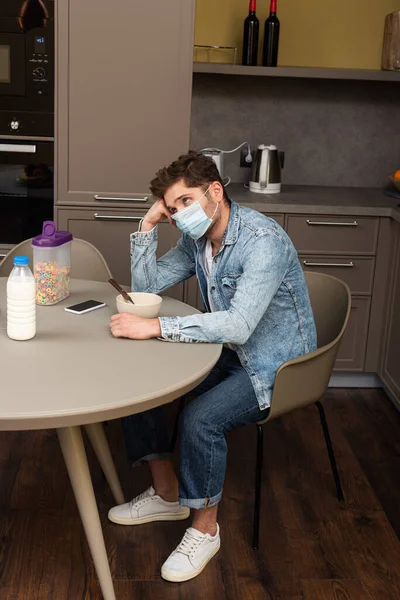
[195,0,399,69]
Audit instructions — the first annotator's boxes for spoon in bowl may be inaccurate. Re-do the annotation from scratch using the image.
[108,278,135,304]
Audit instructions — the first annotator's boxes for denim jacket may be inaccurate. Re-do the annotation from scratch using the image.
[130,200,317,410]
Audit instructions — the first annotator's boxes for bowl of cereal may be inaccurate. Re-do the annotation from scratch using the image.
[116,292,162,318]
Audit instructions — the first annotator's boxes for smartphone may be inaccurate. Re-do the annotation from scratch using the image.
[64,299,106,314]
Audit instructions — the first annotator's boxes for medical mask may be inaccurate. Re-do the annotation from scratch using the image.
[172,187,218,240]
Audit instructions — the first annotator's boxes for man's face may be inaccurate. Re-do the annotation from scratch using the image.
[163,180,219,221]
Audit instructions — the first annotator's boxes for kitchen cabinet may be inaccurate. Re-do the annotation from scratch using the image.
[287,215,379,255]
[299,255,375,296]
[299,257,374,370]
[57,207,185,301]
[333,297,371,371]
[290,213,380,371]
[298,252,376,370]
[56,0,195,205]
[380,222,400,404]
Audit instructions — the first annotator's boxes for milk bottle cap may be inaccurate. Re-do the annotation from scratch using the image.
[13,256,29,266]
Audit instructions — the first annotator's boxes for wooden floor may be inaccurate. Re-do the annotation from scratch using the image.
[0,388,399,600]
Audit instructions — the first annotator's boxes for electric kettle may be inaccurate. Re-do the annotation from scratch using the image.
[249,144,282,194]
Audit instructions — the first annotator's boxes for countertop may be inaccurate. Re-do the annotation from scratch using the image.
[56,184,400,224]
[228,184,400,223]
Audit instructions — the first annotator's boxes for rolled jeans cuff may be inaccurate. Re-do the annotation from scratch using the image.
[159,316,181,342]
[130,224,158,246]
[179,489,223,509]
[132,452,173,468]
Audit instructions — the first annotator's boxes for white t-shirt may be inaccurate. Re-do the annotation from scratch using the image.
[202,239,216,311]
[201,239,235,351]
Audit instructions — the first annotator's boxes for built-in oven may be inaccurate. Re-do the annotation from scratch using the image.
[0,139,53,259]
[0,0,54,137]
[0,2,54,259]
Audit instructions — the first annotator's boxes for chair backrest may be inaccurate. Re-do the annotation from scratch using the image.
[266,271,351,422]
[0,238,112,282]
[0,239,33,276]
[70,239,112,281]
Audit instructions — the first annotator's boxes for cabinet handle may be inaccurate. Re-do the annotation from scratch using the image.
[0,143,36,153]
[94,213,143,221]
[303,260,354,268]
[306,219,358,227]
[94,195,148,203]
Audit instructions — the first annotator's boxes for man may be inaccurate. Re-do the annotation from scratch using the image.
[108,152,317,582]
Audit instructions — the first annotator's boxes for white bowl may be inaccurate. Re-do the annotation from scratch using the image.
[389,175,400,192]
[116,292,162,318]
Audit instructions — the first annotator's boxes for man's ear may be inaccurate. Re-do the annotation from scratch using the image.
[211,181,224,202]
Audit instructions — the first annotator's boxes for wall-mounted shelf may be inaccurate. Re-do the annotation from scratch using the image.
[193,63,400,82]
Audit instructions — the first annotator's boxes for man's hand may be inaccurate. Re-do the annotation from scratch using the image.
[141,199,175,232]
[110,313,162,340]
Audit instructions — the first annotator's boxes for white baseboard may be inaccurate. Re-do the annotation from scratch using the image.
[328,372,382,388]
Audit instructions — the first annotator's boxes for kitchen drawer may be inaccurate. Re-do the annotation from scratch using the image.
[300,255,375,295]
[0,245,13,263]
[334,297,371,371]
[287,215,379,255]
[264,213,285,228]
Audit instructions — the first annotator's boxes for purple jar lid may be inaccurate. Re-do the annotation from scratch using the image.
[32,221,73,248]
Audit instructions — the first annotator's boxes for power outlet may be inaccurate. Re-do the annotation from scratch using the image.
[240,147,252,168]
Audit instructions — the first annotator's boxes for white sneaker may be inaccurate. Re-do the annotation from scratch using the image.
[161,524,221,582]
[108,486,190,526]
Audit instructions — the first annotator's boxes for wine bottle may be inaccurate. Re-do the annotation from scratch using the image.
[242,0,259,66]
[262,0,280,67]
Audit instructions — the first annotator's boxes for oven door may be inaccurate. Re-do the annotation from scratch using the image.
[0,32,25,96]
[0,140,53,255]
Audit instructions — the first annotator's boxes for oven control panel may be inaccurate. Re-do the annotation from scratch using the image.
[28,34,51,96]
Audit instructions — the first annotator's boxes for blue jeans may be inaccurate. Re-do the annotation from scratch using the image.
[122,348,269,509]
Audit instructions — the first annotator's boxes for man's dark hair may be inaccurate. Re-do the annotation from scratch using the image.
[150,151,229,202]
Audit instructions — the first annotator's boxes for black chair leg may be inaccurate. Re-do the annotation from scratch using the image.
[316,400,344,503]
[170,395,186,452]
[252,424,264,550]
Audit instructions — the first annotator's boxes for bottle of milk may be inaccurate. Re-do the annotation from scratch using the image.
[7,256,36,341]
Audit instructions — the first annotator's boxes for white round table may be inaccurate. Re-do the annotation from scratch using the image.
[0,279,222,600]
